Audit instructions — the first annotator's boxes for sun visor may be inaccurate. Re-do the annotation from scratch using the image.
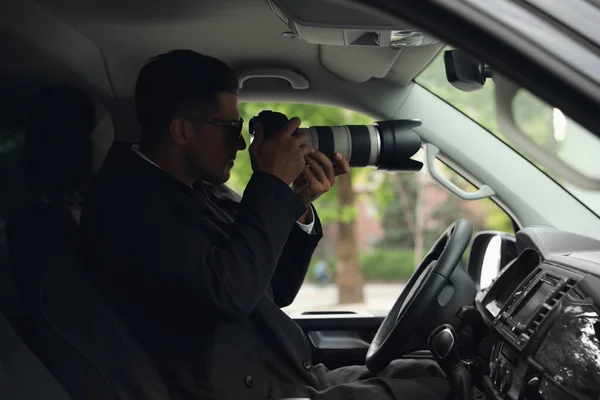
[267,0,439,49]
[320,46,400,83]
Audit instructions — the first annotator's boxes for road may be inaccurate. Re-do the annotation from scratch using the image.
[282,282,406,315]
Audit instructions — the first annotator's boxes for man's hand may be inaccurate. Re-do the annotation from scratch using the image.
[249,117,313,185]
[292,151,351,209]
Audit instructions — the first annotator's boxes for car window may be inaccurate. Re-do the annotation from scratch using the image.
[233,103,513,314]
[415,46,600,217]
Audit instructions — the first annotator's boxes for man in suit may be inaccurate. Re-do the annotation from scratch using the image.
[80,50,449,400]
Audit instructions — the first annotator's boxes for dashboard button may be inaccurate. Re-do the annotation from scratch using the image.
[513,323,525,334]
[518,334,529,347]
[501,368,512,393]
[493,360,504,386]
[525,376,542,399]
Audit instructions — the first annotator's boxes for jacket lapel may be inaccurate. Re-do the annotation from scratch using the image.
[162,186,234,240]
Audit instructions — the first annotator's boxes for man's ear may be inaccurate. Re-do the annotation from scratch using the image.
[168,117,189,146]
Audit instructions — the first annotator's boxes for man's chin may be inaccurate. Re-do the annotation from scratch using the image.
[212,170,231,186]
[195,171,228,186]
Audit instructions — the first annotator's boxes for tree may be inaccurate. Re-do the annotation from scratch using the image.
[335,172,364,303]
[375,159,501,269]
[376,172,426,268]
[377,171,452,268]
[377,173,415,248]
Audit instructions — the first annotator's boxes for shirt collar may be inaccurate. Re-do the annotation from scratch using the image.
[131,144,163,170]
[131,144,199,189]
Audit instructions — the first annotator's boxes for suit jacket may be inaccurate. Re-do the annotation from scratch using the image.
[80,144,450,400]
[79,143,326,399]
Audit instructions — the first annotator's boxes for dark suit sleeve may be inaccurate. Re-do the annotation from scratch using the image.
[128,172,307,319]
[270,208,323,308]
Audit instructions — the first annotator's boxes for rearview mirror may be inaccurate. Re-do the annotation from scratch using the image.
[468,231,517,290]
[444,49,493,92]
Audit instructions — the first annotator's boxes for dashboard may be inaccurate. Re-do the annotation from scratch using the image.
[475,226,600,400]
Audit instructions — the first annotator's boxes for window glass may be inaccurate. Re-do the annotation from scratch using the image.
[415,46,600,216]
[232,103,513,313]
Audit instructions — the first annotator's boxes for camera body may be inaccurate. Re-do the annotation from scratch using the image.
[249,110,291,140]
[249,110,423,171]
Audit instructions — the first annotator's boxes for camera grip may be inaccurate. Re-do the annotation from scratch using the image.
[251,110,290,140]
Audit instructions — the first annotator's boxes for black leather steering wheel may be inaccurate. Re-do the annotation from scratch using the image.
[365,219,474,372]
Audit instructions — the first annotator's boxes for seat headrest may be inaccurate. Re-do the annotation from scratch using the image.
[22,85,95,195]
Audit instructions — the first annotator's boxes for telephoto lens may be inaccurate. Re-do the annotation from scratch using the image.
[249,110,423,171]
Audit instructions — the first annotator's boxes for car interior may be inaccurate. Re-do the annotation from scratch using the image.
[1,1,599,400]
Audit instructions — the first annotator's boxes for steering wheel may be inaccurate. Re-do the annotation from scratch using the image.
[365,219,475,372]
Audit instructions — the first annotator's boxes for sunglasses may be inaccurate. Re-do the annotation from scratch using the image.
[184,117,245,141]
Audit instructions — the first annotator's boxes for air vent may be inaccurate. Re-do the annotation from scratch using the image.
[524,278,576,337]
[505,268,541,311]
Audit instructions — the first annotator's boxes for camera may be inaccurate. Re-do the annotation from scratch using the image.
[248,110,423,170]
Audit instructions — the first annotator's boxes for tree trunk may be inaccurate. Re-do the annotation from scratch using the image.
[335,172,365,304]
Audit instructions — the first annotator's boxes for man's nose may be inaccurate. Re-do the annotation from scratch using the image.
[235,135,247,151]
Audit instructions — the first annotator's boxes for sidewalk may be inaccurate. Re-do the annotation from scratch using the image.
[282,282,406,314]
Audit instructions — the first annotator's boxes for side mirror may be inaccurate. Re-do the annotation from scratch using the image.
[468,231,517,290]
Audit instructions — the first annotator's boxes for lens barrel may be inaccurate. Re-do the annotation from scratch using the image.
[249,110,423,171]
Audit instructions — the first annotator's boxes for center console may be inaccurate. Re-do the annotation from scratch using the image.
[481,257,600,400]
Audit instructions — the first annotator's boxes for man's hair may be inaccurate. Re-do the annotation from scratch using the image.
[134,49,239,146]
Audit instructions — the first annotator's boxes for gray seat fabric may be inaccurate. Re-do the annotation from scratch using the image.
[0,311,70,400]
[6,85,172,400]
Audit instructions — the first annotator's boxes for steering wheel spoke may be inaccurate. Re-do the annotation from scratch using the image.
[365,219,477,373]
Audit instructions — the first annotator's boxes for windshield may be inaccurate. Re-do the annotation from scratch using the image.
[415,47,600,216]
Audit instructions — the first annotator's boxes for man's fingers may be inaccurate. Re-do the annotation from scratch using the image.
[292,130,310,146]
[299,145,316,157]
[303,163,319,187]
[278,117,301,137]
[305,156,330,189]
[308,152,335,187]
[333,152,350,176]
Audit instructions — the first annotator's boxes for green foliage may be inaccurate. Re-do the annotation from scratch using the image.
[375,156,515,253]
[307,248,415,282]
[481,199,515,232]
[376,173,418,248]
[360,249,415,282]
[339,205,358,224]
[371,172,396,210]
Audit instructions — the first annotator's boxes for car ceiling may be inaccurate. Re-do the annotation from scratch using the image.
[0,0,443,123]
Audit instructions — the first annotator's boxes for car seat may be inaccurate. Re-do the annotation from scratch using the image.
[6,85,172,400]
